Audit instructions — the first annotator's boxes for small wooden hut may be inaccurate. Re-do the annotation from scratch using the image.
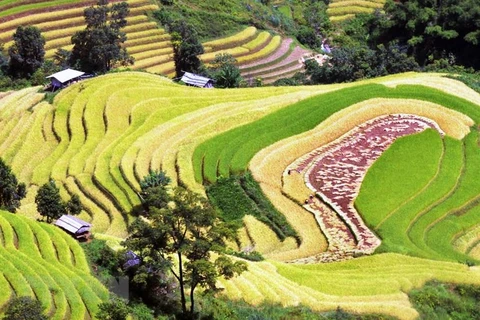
[54,215,91,240]
[180,72,214,88]
[46,68,85,90]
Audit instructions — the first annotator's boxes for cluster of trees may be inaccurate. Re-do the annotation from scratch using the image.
[81,170,247,319]
[274,0,480,85]
[0,0,133,91]
[0,157,82,221]
[162,17,243,88]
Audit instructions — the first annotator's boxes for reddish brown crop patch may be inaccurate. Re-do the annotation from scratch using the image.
[288,114,444,255]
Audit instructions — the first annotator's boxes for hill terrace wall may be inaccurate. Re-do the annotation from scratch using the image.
[287,114,444,255]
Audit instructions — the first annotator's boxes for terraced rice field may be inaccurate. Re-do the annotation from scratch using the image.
[0,0,178,75]
[201,26,312,84]
[0,1,307,79]
[327,0,386,22]
[2,72,480,318]
[0,210,108,319]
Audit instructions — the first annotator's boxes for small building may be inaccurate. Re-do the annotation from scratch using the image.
[54,215,91,240]
[180,72,214,88]
[46,68,85,90]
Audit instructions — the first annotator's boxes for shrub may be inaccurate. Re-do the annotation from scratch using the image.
[4,296,47,320]
[81,239,121,282]
[97,296,130,320]
[409,281,480,319]
[207,172,298,241]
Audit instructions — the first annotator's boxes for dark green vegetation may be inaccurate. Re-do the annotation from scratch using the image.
[169,21,204,78]
[200,297,395,320]
[304,44,419,84]
[449,73,480,94]
[0,25,54,90]
[194,84,480,185]
[207,53,242,88]
[0,158,26,213]
[153,0,294,40]
[7,26,45,79]
[207,171,297,241]
[410,281,480,319]
[70,0,133,73]
[81,239,121,284]
[123,173,247,318]
[3,296,47,320]
[35,180,83,223]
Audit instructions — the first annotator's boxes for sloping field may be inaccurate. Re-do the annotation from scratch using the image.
[0,0,176,75]
[1,72,480,318]
[0,210,108,319]
[216,253,480,319]
[202,26,311,84]
[0,2,304,79]
[328,0,386,22]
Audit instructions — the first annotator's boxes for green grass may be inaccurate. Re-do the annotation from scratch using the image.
[374,136,464,258]
[194,84,480,185]
[355,129,444,228]
[423,131,480,262]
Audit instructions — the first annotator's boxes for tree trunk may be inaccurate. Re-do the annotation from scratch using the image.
[189,283,196,315]
[177,251,187,314]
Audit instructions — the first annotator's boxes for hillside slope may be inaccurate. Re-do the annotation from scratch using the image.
[0,210,108,319]
[1,72,480,318]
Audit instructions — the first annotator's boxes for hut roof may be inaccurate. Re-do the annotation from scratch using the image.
[46,68,85,84]
[55,215,91,235]
[181,72,213,88]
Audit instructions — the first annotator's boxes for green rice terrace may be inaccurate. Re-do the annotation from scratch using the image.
[1,71,480,318]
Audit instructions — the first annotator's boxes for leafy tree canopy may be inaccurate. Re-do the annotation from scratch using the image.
[8,26,45,79]
[170,21,204,78]
[124,179,247,317]
[343,0,480,68]
[70,0,133,73]
[35,180,83,222]
[97,296,130,320]
[208,53,242,88]
[0,158,26,213]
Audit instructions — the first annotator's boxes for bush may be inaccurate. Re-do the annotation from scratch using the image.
[4,296,47,320]
[81,239,121,282]
[409,281,480,319]
[206,172,298,241]
[97,296,129,320]
[227,249,265,261]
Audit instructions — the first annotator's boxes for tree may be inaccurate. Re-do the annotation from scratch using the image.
[97,296,130,320]
[0,158,26,212]
[8,26,45,79]
[124,185,247,317]
[170,21,204,78]
[4,296,47,320]
[70,0,133,73]
[208,53,242,88]
[35,180,83,222]
[366,0,480,68]
[139,170,171,213]
[35,180,66,222]
[66,194,83,215]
